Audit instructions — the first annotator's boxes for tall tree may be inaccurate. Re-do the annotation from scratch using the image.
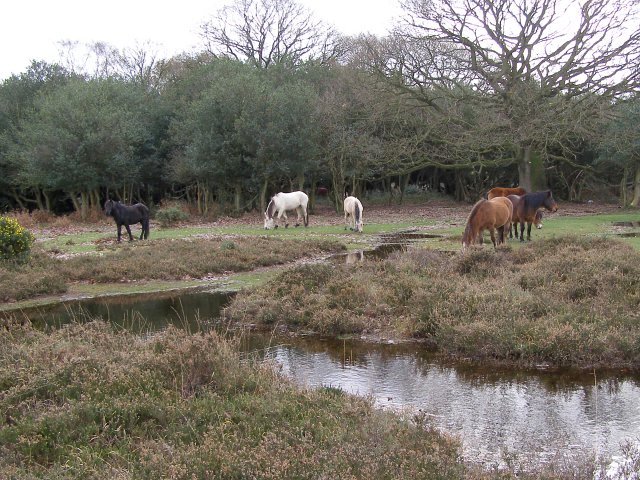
[391,0,640,190]
[598,96,640,206]
[200,0,342,68]
[11,78,153,217]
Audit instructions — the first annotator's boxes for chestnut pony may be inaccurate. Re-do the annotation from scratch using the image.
[487,186,526,199]
[507,191,558,241]
[462,197,513,250]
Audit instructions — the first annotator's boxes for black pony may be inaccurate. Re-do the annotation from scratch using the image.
[104,199,150,242]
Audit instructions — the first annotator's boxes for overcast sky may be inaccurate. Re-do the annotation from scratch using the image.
[1,0,404,80]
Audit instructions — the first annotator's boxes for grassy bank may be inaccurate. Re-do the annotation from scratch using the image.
[226,236,640,369]
[0,320,468,479]
[0,237,344,303]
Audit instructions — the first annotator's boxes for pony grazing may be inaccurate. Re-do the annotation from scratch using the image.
[487,186,526,200]
[264,191,309,229]
[462,196,513,250]
[343,196,364,232]
[104,199,150,242]
[507,191,558,242]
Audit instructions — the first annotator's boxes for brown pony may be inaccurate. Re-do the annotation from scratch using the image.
[462,197,513,250]
[487,186,526,200]
[507,191,558,241]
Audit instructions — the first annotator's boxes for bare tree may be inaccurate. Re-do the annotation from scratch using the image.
[388,0,640,190]
[200,0,343,68]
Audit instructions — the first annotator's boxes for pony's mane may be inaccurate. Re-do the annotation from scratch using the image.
[266,199,275,219]
[462,198,486,243]
[524,190,550,208]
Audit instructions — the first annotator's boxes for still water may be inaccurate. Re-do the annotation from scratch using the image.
[7,288,639,469]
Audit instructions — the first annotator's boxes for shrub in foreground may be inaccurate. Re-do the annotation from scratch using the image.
[0,321,464,478]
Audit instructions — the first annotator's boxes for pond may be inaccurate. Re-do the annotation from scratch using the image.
[6,288,639,470]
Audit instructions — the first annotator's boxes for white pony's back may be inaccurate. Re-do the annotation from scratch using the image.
[343,196,364,232]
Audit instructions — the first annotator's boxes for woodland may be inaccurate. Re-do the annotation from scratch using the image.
[1,0,639,218]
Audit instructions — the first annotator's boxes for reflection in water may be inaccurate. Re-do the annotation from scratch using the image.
[3,290,233,333]
[251,335,640,468]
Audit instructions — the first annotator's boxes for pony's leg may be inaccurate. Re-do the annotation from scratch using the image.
[125,224,134,241]
[294,206,302,227]
[527,222,532,241]
[478,228,484,244]
[280,211,289,228]
[519,222,525,242]
[489,228,497,248]
[117,224,122,242]
[509,222,514,239]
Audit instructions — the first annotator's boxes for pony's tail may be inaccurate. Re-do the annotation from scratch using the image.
[354,204,360,223]
[304,209,309,227]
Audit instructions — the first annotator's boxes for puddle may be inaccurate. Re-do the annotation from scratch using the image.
[3,290,234,333]
[333,230,441,264]
[251,334,640,469]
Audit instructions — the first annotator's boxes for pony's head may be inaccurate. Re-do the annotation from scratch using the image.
[263,214,276,230]
[104,199,115,217]
[543,191,558,212]
[263,199,277,229]
[534,210,544,229]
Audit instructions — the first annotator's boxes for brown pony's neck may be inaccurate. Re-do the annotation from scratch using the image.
[462,199,485,245]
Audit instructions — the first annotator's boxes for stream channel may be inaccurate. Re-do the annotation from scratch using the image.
[4,232,639,470]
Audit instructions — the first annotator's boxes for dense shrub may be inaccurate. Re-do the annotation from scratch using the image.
[0,216,35,262]
[155,205,189,227]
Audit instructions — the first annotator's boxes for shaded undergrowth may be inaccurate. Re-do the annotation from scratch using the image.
[226,236,640,369]
[0,237,344,302]
[0,321,464,479]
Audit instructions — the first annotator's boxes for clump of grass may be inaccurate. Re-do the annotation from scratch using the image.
[0,250,68,301]
[0,238,345,302]
[0,321,464,478]
[227,237,640,369]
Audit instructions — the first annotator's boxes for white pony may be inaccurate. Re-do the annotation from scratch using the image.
[343,196,364,232]
[264,191,309,229]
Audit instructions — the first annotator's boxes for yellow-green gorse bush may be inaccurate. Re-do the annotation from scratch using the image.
[0,216,35,262]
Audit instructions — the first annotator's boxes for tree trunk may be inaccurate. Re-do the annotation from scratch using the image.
[630,165,640,207]
[234,184,242,213]
[309,178,316,212]
[518,145,547,192]
[518,145,533,192]
[620,168,628,206]
[80,191,89,220]
[260,178,269,213]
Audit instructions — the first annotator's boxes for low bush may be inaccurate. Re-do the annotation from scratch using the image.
[155,204,190,227]
[0,216,35,263]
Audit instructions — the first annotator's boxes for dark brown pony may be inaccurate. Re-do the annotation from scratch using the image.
[507,191,558,242]
[487,186,526,200]
[462,197,513,250]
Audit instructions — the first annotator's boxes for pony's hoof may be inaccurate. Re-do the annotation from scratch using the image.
[274,225,279,229]
[294,223,300,227]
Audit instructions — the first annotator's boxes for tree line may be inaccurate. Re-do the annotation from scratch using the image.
[1,0,639,217]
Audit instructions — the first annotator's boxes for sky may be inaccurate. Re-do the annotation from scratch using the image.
[1,0,404,80]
